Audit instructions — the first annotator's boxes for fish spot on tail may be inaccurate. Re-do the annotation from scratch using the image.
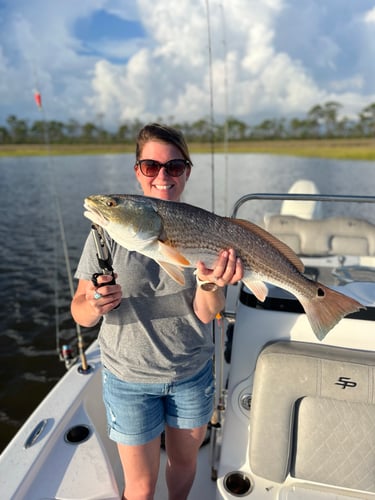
[299,284,365,341]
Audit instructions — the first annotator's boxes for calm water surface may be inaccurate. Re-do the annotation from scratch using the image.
[0,152,374,451]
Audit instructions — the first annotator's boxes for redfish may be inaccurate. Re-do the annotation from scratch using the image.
[84,194,364,340]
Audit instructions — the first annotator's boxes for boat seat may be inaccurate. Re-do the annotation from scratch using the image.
[264,215,375,256]
[249,341,375,492]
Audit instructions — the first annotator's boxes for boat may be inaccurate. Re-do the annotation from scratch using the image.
[1,183,375,499]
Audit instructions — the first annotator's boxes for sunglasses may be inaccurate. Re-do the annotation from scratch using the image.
[135,158,192,177]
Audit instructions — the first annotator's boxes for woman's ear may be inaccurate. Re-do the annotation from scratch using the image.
[134,164,141,180]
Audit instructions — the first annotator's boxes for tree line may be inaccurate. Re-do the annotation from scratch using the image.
[1,101,375,145]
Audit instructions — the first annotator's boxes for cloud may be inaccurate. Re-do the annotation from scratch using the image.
[85,0,375,126]
[0,1,97,121]
[364,7,375,24]
[1,0,375,129]
[85,37,148,61]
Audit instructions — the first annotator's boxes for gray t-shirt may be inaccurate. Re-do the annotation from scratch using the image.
[75,232,214,383]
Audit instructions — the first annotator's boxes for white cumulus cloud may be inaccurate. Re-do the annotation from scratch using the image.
[1,0,375,129]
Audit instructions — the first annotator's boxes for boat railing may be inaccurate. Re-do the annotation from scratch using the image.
[231,193,375,258]
[231,193,375,218]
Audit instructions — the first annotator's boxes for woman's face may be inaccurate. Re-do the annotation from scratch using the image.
[135,140,191,202]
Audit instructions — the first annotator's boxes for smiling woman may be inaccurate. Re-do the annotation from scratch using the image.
[71,123,244,500]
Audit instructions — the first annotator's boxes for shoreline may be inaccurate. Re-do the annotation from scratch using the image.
[0,138,374,160]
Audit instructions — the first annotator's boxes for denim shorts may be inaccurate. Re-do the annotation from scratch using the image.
[102,360,215,446]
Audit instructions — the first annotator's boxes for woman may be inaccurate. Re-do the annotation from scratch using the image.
[71,123,243,500]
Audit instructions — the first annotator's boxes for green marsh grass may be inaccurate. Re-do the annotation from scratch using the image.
[1,138,374,161]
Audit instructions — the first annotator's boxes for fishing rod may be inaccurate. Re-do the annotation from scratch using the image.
[204,1,230,481]
[33,88,89,373]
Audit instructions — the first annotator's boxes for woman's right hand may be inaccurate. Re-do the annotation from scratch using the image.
[86,274,122,314]
[71,275,122,327]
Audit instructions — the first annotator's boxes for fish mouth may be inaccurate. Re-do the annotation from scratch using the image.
[83,200,109,227]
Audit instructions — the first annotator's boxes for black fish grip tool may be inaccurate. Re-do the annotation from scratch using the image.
[90,225,119,309]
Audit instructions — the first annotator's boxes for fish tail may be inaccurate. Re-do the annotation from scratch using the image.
[299,284,365,341]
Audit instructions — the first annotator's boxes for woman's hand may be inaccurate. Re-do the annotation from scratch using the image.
[193,249,243,323]
[71,274,122,328]
[195,248,243,288]
[86,274,122,315]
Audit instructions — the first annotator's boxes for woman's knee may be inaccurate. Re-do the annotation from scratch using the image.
[165,425,206,465]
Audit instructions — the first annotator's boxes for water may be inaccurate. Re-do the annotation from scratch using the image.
[0,152,374,452]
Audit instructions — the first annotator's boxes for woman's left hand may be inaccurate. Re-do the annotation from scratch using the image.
[196,248,244,288]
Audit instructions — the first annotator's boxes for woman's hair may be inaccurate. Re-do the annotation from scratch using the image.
[135,123,192,163]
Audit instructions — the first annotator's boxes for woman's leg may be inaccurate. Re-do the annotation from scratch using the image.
[117,435,161,500]
[164,424,207,500]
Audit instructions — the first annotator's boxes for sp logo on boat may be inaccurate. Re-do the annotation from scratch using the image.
[335,376,357,389]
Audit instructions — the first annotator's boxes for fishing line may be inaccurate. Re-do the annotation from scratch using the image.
[220,1,229,215]
[205,0,216,213]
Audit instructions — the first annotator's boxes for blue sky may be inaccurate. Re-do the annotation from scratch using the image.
[73,9,146,61]
[1,0,375,130]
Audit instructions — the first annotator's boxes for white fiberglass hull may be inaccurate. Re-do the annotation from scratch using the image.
[1,189,375,500]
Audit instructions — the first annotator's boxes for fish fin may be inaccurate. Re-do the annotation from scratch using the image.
[158,241,191,266]
[157,261,186,285]
[229,217,304,273]
[298,284,365,341]
[243,279,268,302]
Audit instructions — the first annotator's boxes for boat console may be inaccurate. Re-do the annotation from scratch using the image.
[216,192,375,499]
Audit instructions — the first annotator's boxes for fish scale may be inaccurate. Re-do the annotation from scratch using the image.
[158,203,305,290]
[84,193,365,341]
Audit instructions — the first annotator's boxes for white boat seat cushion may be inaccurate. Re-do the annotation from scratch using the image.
[249,341,375,491]
[264,215,375,256]
[294,396,375,490]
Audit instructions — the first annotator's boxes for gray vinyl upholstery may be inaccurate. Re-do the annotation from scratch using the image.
[249,341,375,491]
[264,215,375,256]
[293,397,375,490]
